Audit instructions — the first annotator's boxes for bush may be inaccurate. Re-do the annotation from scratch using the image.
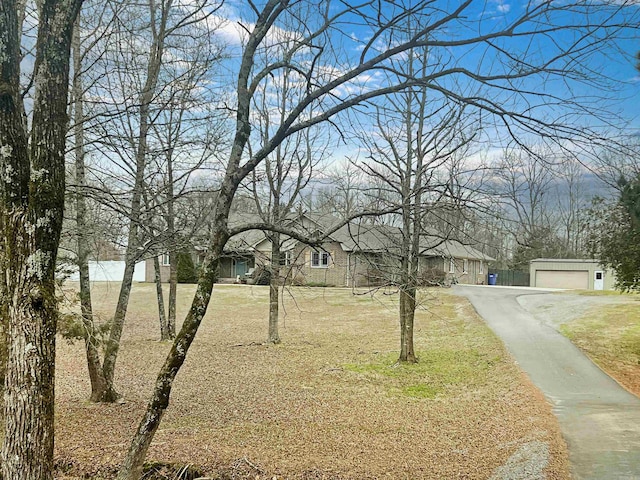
[364,267,387,286]
[177,251,198,283]
[417,267,446,286]
[252,264,272,285]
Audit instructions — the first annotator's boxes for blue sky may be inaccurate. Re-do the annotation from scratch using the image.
[216,0,639,142]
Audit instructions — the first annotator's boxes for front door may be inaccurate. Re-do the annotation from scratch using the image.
[234,259,248,277]
[594,270,604,290]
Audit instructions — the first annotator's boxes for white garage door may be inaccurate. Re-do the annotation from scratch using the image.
[535,270,589,289]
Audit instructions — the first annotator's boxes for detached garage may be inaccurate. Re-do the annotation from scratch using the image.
[529,259,616,290]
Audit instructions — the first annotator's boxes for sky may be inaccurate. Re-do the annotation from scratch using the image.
[209,0,639,161]
[14,0,633,202]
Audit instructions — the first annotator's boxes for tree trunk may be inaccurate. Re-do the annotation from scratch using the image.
[3,275,58,480]
[101,258,137,401]
[1,0,82,476]
[153,256,170,340]
[168,252,177,338]
[167,147,177,339]
[398,283,417,363]
[268,233,281,344]
[116,233,226,480]
[73,17,108,402]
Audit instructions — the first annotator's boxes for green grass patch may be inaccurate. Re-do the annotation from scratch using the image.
[401,384,440,399]
[575,290,639,298]
[344,348,497,399]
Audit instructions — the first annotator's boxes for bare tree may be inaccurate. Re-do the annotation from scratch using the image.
[71,0,223,400]
[1,0,83,477]
[247,48,326,342]
[553,157,591,256]
[314,162,367,219]
[358,34,477,362]
[146,51,225,340]
[71,15,108,401]
[493,146,566,268]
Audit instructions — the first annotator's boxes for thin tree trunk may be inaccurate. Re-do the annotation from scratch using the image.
[101,258,137,401]
[153,256,169,340]
[268,233,281,344]
[397,54,423,365]
[168,252,177,338]
[116,233,226,480]
[167,149,177,339]
[73,18,108,402]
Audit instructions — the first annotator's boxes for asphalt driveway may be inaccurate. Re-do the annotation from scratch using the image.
[454,285,640,480]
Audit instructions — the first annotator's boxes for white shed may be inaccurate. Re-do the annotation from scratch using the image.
[529,259,616,290]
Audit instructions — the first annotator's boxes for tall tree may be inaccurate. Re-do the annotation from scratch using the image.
[72,0,223,400]
[314,162,367,219]
[0,0,83,477]
[553,157,590,256]
[588,175,640,291]
[494,146,567,268]
[359,38,476,362]
[147,50,225,340]
[248,59,325,343]
[71,16,108,401]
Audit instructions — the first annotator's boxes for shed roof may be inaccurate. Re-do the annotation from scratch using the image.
[530,258,601,264]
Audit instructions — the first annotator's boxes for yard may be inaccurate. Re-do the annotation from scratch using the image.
[55,283,569,479]
[560,292,640,397]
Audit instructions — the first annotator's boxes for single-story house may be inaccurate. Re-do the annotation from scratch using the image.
[146,212,495,287]
[260,222,494,287]
[529,258,616,290]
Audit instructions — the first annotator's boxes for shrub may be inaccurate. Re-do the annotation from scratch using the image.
[417,267,446,286]
[177,251,198,283]
[252,264,272,285]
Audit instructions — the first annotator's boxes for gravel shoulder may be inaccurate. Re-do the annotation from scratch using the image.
[517,292,638,330]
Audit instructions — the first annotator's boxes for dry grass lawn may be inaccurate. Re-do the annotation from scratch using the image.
[561,297,640,397]
[55,283,568,479]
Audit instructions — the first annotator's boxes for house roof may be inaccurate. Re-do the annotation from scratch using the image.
[529,258,601,264]
[209,210,494,262]
[330,223,494,262]
[223,213,269,253]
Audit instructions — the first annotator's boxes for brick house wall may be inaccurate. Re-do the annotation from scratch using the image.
[418,256,486,285]
[145,256,170,282]
[292,241,348,286]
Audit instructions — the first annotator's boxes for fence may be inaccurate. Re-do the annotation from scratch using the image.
[487,269,530,287]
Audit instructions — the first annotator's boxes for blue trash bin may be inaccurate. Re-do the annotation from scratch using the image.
[488,273,497,285]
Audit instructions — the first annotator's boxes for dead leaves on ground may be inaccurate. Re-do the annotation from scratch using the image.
[55,284,569,479]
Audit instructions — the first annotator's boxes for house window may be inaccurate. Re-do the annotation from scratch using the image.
[161,253,170,266]
[479,261,484,274]
[279,251,292,266]
[311,251,330,268]
[449,258,455,274]
[463,259,469,273]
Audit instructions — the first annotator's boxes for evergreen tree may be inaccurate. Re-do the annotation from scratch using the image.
[588,176,640,291]
[176,252,198,284]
